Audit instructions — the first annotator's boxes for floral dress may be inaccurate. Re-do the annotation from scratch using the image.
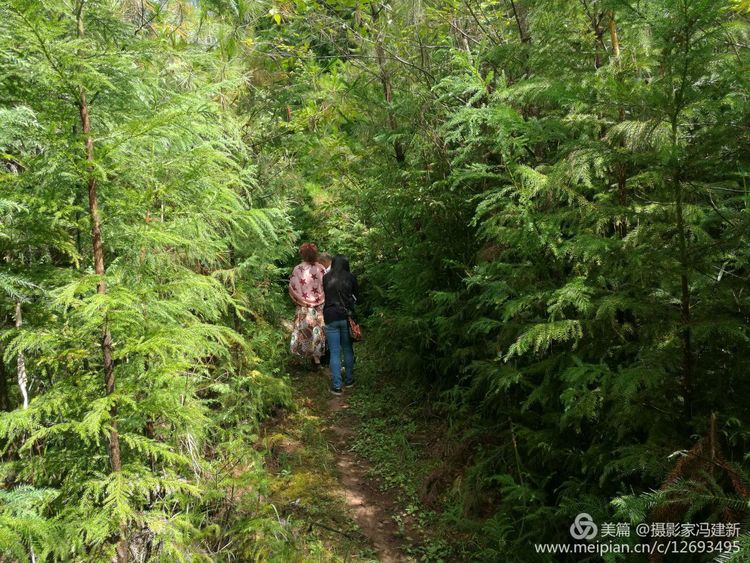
[289,262,326,358]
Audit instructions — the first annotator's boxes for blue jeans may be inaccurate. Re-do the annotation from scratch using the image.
[326,319,354,389]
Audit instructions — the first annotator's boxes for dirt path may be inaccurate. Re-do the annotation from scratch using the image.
[326,392,408,562]
[264,367,416,561]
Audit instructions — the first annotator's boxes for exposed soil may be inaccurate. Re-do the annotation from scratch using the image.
[263,365,417,561]
[326,392,409,562]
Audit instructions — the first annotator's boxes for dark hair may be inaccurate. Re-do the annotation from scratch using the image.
[329,255,350,274]
[299,242,318,264]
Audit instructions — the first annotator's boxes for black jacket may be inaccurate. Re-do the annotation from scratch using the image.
[323,259,359,323]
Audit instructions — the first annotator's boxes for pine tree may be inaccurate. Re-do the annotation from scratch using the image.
[0,0,293,558]
[249,0,750,557]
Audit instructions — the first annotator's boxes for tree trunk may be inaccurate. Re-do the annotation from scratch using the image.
[608,10,627,238]
[370,3,405,164]
[671,120,693,419]
[75,2,127,560]
[79,83,128,563]
[588,10,606,69]
[508,0,530,77]
[0,349,9,411]
[451,17,471,55]
[676,180,693,417]
[78,84,122,471]
[15,301,29,409]
[508,0,530,44]
[608,10,620,59]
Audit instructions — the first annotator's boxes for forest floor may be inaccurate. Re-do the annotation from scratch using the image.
[259,351,455,562]
[326,387,416,562]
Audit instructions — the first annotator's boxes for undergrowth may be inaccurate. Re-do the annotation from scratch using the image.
[346,345,475,562]
[259,365,379,562]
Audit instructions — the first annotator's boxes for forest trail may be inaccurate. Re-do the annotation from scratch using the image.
[326,390,407,562]
[262,365,419,562]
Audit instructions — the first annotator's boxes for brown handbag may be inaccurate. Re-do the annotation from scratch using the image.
[348,316,362,342]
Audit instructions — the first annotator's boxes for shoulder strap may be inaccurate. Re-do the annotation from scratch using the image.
[335,280,353,316]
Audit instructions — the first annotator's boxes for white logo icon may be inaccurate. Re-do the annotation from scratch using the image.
[570,512,598,540]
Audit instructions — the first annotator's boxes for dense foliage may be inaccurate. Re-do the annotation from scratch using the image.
[247,0,750,560]
[0,1,296,560]
[3,0,750,560]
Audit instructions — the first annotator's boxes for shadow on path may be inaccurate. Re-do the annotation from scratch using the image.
[326,392,408,562]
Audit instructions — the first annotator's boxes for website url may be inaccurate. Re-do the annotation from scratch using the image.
[534,540,740,555]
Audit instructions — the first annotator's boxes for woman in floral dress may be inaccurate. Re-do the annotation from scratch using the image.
[289,243,327,365]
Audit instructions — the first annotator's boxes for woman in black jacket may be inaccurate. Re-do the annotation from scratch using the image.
[323,255,358,394]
